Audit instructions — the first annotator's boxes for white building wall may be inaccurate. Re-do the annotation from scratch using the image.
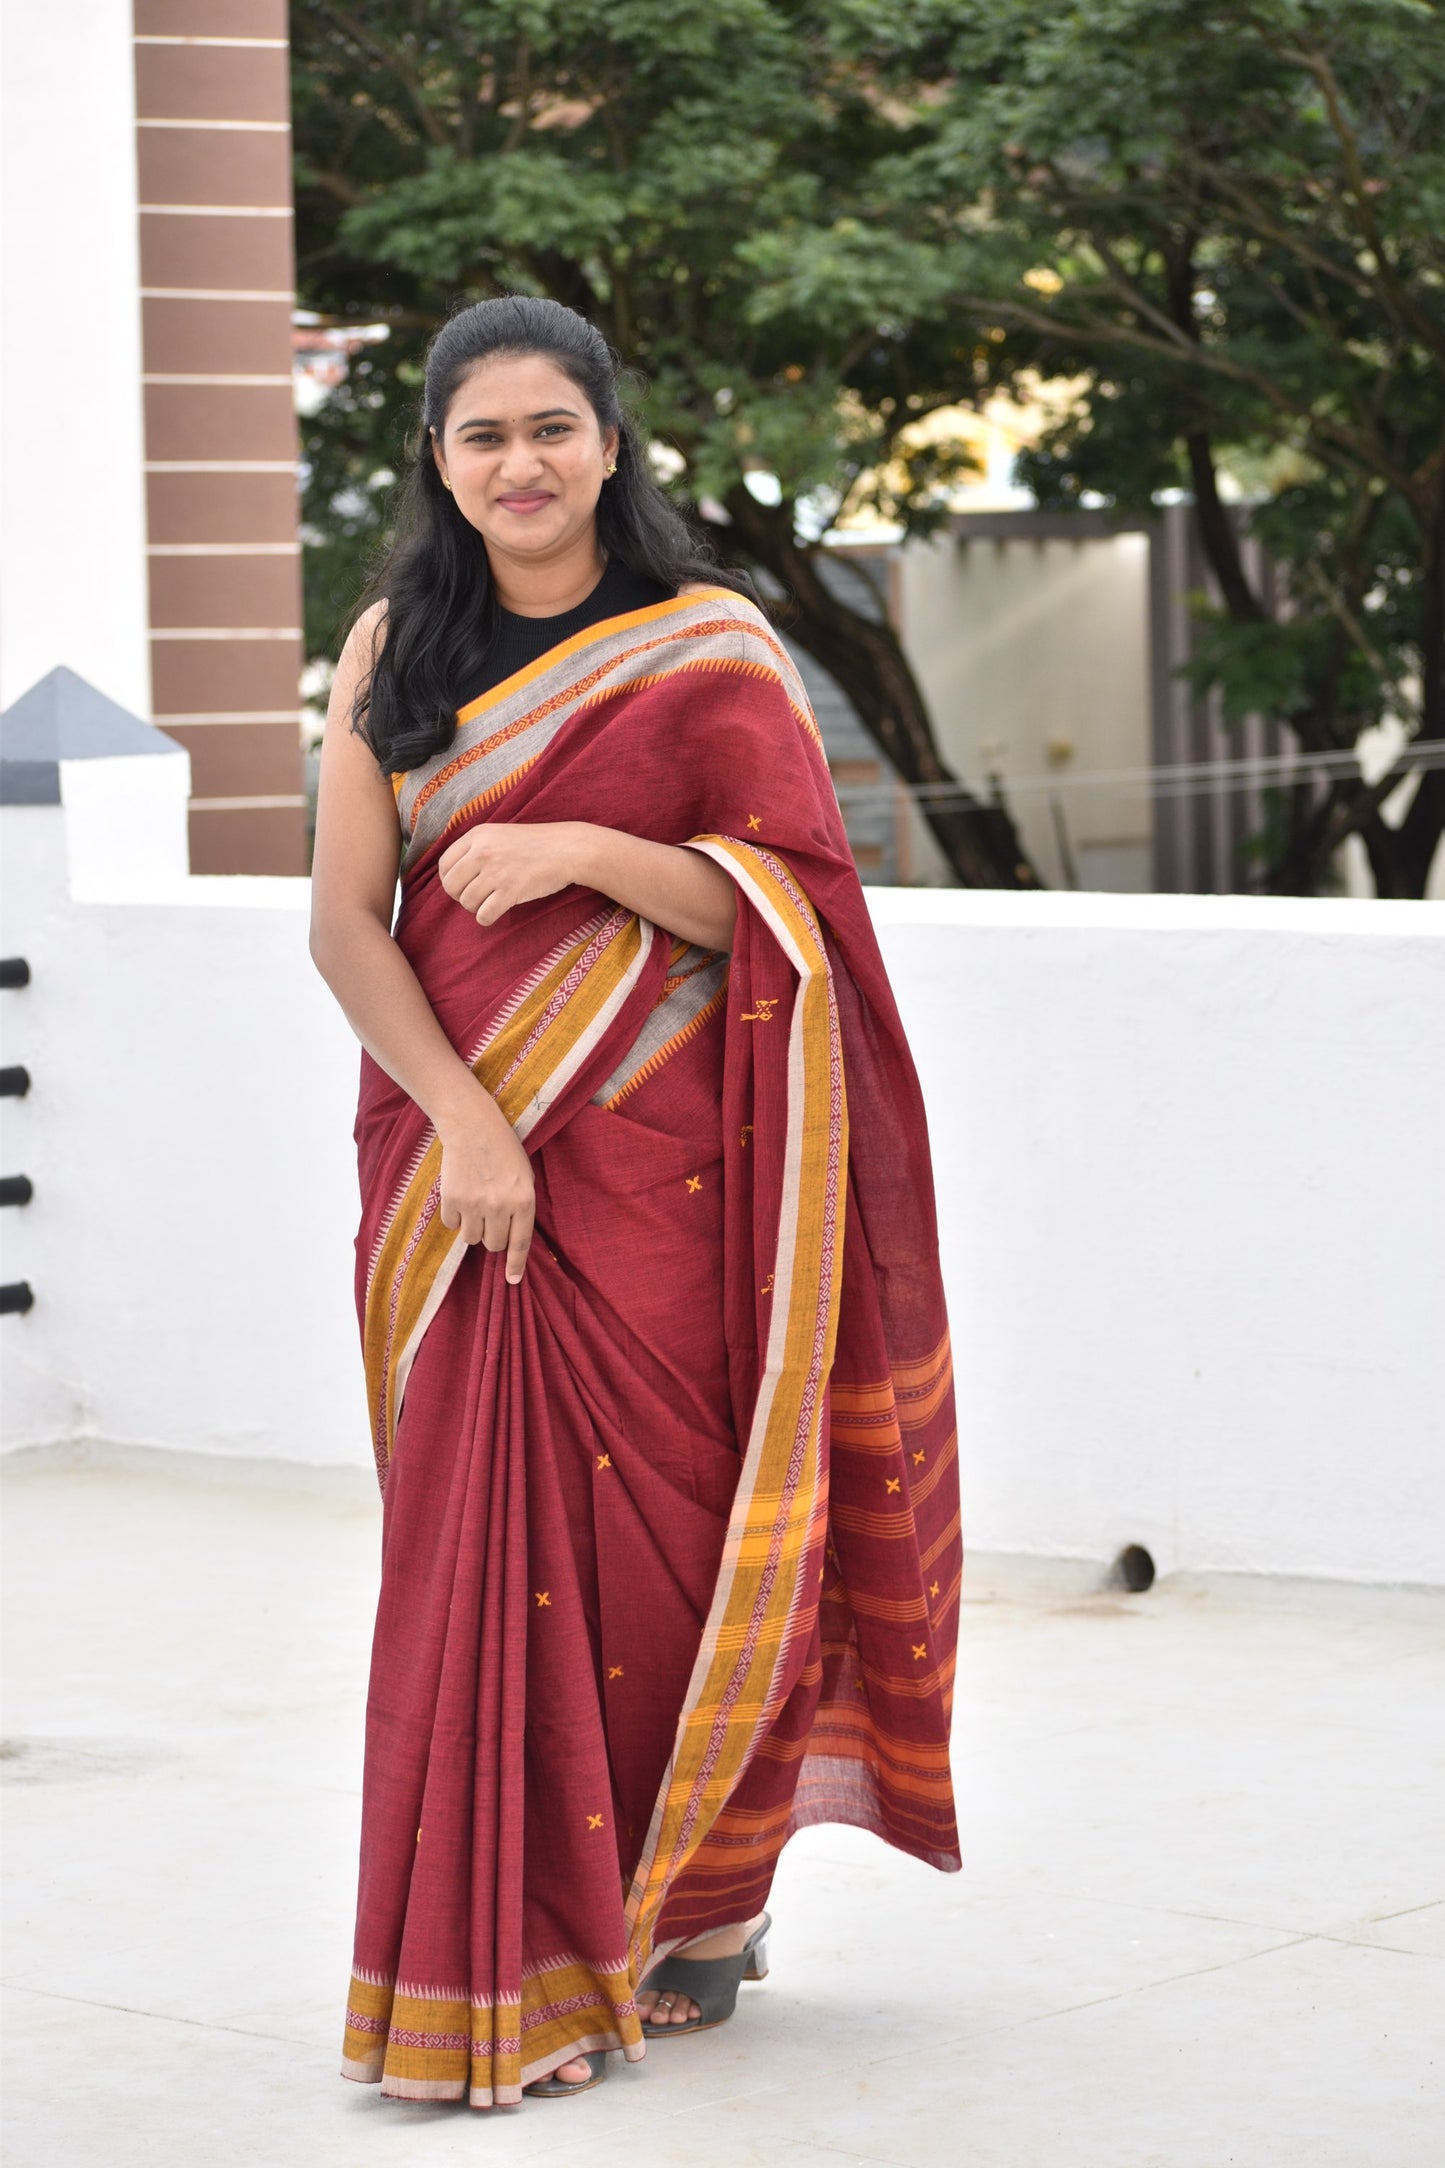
[899,532,1153,892]
[0,0,151,716]
[4,765,1444,1586]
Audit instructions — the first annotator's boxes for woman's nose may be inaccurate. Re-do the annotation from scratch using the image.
[497,432,544,482]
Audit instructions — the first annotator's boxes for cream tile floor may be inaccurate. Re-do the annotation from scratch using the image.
[2,1457,1441,2168]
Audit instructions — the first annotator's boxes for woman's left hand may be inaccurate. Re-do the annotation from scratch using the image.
[438,820,591,926]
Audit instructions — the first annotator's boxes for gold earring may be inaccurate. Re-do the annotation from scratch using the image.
[606,462,618,476]
[441,476,453,492]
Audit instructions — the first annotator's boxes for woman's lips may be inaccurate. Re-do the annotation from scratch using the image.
[494,491,553,514]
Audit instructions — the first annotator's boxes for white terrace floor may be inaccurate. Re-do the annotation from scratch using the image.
[2,1454,1442,2168]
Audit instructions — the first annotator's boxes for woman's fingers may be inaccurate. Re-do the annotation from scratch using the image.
[452,872,510,924]
[454,870,491,914]
[469,1202,534,1282]
[440,1195,483,1244]
[435,1122,535,1271]
[437,843,481,898]
[479,1209,512,1254]
[505,1201,535,1285]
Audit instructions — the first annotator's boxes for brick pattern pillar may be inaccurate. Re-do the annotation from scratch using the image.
[134,0,307,874]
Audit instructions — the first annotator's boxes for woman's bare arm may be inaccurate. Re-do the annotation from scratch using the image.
[572,827,737,951]
[308,609,536,1281]
[437,820,738,951]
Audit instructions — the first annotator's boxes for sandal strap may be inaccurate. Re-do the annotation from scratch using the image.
[524,2049,608,2094]
[642,1948,749,2025]
[641,1916,772,2030]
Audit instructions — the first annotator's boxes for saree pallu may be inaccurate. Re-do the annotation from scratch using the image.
[342,588,962,2104]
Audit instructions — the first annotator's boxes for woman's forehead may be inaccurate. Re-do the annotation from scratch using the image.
[446,353,585,421]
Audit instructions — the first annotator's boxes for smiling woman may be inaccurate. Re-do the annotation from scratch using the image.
[308,296,962,2110]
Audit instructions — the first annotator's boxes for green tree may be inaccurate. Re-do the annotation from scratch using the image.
[290,0,1041,887]
[831,0,1445,894]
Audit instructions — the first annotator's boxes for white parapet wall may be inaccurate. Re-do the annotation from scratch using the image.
[3,735,1443,1584]
[870,888,1445,1586]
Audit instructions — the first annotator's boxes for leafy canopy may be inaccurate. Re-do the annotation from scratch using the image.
[293,0,1445,892]
[826,0,1445,889]
[292,0,1000,642]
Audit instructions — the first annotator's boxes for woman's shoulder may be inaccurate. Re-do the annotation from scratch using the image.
[670,584,811,717]
[329,599,389,716]
[346,597,389,655]
[675,581,775,635]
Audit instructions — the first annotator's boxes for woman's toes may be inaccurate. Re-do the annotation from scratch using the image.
[639,1988,697,2025]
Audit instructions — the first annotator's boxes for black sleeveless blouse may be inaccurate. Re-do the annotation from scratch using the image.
[458,557,672,710]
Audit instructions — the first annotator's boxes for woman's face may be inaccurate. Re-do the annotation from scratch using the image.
[431,353,618,565]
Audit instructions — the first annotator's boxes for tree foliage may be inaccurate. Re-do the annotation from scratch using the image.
[292,0,1445,895]
[290,0,1041,887]
[836,0,1445,893]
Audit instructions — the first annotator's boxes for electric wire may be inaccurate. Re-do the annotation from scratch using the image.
[830,738,1445,812]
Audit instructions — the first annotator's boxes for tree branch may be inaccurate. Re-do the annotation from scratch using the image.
[720,484,1043,888]
[296,166,366,208]
[313,3,452,149]
[1268,38,1445,365]
[953,292,1425,507]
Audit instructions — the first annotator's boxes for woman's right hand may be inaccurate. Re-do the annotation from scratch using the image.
[436,1094,536,1283]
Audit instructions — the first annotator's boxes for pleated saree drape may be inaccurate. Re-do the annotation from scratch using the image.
[341,588,963,2104]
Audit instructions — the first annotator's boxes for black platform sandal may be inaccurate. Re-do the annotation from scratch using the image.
[639,1912,771,2038]
[522,2049,609,2097]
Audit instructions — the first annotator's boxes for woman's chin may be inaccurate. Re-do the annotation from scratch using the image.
[484,511,577,556]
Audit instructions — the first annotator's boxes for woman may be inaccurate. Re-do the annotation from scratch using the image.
[310,295,962,2108]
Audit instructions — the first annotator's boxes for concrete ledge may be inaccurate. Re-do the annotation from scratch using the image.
[0,1437,378,1505]
[866,884,1445,936]
[7,1444,1444,1611]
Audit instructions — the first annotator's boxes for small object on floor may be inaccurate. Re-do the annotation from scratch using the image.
[640,1911,772,2038]
[522,2049,609,2097]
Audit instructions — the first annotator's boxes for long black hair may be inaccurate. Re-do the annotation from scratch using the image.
[349,295,753,773]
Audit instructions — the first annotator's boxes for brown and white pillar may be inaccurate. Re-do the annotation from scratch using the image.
[134,0,307,874]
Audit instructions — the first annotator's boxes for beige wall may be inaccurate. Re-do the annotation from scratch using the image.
[897,531,1153,891]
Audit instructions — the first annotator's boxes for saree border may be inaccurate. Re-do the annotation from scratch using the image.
[394,590,819,870]
[623,835,848,1972]
[342,1950,639,2106]
[361,906,664,1482]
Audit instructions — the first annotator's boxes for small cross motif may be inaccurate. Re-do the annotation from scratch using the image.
[535,1590,551,1607]
[913,1449,926,1465]
[685,1173,702,1193]
[746,812,762,831]
[885,1476,901,1494]
[740,997,778,1022]
[596,1453,612,1471]
[587,1813,604,1831]
[608,1664,624,1680]
[912,1643,927,1661]
[929,1580,941,1599]
[760,1272,774,1296]
[739,1124,753,1148]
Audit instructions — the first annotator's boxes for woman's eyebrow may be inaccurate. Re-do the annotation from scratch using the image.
[456,407,582,427]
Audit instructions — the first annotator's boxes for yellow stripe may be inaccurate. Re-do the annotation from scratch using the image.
[453,590,741,728]
[363,913,650,1473]
[625,838,846,1968]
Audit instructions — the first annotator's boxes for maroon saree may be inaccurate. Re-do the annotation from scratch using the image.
[341,588,962,2103]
